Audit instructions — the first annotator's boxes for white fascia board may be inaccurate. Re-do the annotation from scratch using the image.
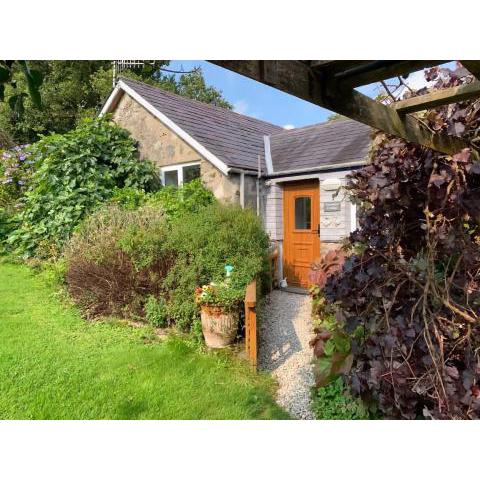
[107,80,230,176]
[265,173,322,185]
[263,135,273,175]
[100,84,123,116]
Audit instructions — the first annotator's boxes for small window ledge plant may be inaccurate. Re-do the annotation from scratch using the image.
[195,265,242,348]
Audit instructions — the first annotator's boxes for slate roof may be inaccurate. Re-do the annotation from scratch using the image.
[269,119,371,173]
[113,78,371,175]
[118,77,282,171]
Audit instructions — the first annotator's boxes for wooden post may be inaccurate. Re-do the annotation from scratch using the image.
[244,280,257,371]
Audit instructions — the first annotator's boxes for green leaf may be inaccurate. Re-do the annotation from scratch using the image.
[18,61,43,108]
[0,66,11,83]
[8,93,26,115]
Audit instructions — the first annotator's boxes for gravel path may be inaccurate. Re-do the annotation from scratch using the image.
[258,290,315,419]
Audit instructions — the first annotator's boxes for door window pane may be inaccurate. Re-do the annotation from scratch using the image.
[295,197,311,229]
[183,164,201,183]
[164,170,179,186]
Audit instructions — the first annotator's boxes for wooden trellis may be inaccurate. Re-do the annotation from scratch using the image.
[210,60,480,158]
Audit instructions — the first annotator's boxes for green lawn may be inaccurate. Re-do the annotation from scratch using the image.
[0,262,288,419]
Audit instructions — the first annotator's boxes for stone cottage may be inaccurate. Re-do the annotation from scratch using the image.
[102,77,370,287]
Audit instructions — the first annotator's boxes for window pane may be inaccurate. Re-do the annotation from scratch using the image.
[295,197,311,230]
[164,170,179,186]
[183,164,201,183]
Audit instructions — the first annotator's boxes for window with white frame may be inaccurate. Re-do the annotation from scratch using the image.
[161,162,201,187]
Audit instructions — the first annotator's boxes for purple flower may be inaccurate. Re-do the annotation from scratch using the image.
[2,152,11,159]
[19,155,26,161]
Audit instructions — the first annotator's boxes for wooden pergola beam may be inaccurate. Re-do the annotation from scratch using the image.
[393,80,480,114]
[461,61,480,80]
[211,60,471,156]
[328,60,446,87]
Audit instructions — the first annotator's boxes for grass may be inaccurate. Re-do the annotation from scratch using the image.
[0,262,288,419]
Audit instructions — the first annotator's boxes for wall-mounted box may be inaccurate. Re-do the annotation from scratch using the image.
[324,201,341,212]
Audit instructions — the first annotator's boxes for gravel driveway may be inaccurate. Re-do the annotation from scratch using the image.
[258,290,315,419]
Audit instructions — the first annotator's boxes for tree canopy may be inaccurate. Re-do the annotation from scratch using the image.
[0,61,232,144]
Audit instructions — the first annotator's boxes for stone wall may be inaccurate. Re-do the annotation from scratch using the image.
[111,92,244,205]
[201,160,241,205]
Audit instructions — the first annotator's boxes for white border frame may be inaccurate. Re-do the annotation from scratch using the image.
[161,161,201,186]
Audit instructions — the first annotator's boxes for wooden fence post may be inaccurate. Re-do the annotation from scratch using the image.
[244,280,257,371]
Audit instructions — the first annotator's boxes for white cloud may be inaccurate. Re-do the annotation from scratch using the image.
[233,99,249,115]
[283,124,295,130]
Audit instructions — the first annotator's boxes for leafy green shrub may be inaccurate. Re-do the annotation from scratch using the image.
[147,178,215,218]
[7,116,159,258]
[0,208,16,253]
[164,202,270,329]
[308,250,355,387]
[144,295,168,327]
[312,377,373,420]
[64,192,269,332]
[64,205,172,318]
[109,186,148,210]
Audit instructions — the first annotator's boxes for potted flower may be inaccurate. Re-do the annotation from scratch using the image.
[195,266,242,348]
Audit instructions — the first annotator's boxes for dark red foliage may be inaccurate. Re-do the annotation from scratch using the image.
[324,67,480,419]
[309,249,346,289]
[66,251,175,318]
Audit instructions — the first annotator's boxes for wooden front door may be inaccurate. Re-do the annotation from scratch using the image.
[283,180,320,287]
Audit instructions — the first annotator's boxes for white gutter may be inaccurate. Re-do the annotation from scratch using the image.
[266,159,366,179]
[101,80,231,176]
[229,167,257,175]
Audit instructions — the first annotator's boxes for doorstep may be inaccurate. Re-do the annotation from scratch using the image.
[279,286,309,296]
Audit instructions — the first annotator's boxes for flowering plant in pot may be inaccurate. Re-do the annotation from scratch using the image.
[195,266,243,348]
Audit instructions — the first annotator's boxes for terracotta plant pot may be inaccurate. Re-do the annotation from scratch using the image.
[200,305,239,348]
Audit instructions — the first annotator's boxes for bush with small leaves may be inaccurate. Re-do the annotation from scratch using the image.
[64,204,171,319]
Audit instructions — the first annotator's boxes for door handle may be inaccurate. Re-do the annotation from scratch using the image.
[316,223,320,237]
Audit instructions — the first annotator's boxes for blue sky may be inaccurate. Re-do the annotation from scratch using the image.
[168,61,382,129]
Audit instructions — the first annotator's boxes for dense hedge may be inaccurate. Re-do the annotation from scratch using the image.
[64,181,270,331]
[65,205,171,318]
[163,202,270,329]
